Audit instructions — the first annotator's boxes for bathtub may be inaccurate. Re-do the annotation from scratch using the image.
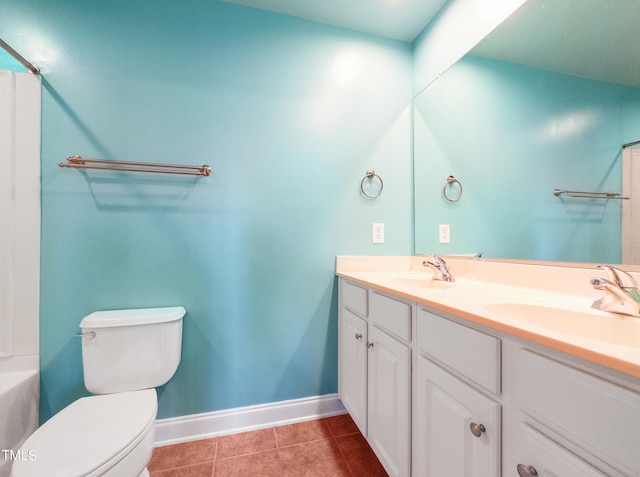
[0,369,38,477]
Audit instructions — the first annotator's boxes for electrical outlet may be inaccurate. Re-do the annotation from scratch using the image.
[439,224,450,244]
[372,223,384,244]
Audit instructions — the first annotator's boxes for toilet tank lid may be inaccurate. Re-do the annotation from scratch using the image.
[80,306,186,329]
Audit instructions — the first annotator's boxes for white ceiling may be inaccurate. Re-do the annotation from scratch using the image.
[221,0,447,42]
[221,0,640,89]
[472,0,640,88]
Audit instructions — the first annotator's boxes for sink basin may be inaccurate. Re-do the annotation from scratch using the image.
[484,303,640,347]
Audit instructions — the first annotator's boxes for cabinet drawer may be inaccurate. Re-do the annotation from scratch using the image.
[417,309,501,395]
[511,424,607,477]
[369,291,412,341]
[516,349,640,476]
[341,280,368,317]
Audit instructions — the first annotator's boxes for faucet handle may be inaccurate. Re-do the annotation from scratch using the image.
[596,264,637,289]
[591,277,640,316]
[423,254,447,267]
[422,254,455,282]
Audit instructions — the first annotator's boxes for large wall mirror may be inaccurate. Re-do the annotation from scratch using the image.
[414,0,640,264]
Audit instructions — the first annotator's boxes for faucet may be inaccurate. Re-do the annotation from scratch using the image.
[590,264,640,317]
[422,254,455,282]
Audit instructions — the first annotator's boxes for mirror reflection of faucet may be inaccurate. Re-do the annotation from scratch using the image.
[591,264,640,317]
[422,254,455,282]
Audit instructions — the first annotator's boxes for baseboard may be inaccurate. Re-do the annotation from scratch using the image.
[154,393,346,446]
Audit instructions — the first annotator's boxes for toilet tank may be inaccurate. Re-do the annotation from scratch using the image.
[79,306,185,394]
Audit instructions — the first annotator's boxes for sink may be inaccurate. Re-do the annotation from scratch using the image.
[484,303,640,347]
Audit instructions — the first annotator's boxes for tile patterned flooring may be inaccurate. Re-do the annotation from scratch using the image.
[148,414,388,476]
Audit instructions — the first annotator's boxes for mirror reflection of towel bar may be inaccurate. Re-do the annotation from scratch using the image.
[554,189,629,200]
[443,175,462,203]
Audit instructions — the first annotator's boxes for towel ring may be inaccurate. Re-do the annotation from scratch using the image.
[443,175,462,203]
[361,170,384,199]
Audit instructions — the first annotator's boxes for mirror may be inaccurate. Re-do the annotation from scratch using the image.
[413,0,640,264]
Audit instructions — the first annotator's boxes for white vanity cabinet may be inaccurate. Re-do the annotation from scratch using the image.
[338,279,412,477]
[503,342,640,477]
[338,275,640,477]
[414,309,501,477]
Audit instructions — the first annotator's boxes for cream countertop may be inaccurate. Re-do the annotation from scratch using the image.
[336,256,640,378]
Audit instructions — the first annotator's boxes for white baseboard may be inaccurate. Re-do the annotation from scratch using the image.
[154,393,346,446]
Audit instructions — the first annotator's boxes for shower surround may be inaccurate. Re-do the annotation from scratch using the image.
[0,70,40,476]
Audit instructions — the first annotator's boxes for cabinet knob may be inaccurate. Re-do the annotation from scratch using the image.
[469,422,486,437]
[355,333,363,340]
[367,341,374,349]
[516,464,538,477]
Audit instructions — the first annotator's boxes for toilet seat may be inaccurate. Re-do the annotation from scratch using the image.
[11,389,157,477]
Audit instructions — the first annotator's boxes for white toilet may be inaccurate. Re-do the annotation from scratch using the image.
[11,306,186,477]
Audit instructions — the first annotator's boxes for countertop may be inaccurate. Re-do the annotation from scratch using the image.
[336,256,640,378]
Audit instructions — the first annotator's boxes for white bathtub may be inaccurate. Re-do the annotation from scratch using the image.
[0,369,38,477]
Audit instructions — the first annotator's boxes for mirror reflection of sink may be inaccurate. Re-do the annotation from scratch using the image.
[484,303,640,347]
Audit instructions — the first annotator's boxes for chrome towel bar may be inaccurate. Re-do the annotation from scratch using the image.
[553,189,629,200]
[59,155,211,176]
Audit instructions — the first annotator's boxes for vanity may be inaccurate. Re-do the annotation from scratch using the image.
[336,256,640,477]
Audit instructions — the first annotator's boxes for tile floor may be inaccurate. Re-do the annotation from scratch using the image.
[148,414,388,476]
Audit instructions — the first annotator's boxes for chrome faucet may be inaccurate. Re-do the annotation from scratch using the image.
[422,254,455,282]
[590,264,640,317]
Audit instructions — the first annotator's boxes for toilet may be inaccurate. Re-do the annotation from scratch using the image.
[11,306,186,477]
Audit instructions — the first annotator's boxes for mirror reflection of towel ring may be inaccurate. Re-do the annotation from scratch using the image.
[443,175,462,203]
[361,170,384,199]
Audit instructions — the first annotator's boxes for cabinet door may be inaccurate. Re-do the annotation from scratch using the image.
[367,325,411,477]
[508,423,607,477]
[339,308,368,435]
[414,356,501,477]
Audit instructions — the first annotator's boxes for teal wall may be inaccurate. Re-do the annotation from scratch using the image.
[414,55,640,262]
[1,0,413,421]
[0,49,26,72]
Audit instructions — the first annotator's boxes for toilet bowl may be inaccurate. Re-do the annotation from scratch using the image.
[10,307,185,477]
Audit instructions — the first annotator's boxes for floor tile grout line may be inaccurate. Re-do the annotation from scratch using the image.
[271,426,284,472]
[274,428,286,477]
[272,426,280,449]
[211,435,218,477]
[332,433,356,477]
[276,435,340,449]
[150,459,215,476]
